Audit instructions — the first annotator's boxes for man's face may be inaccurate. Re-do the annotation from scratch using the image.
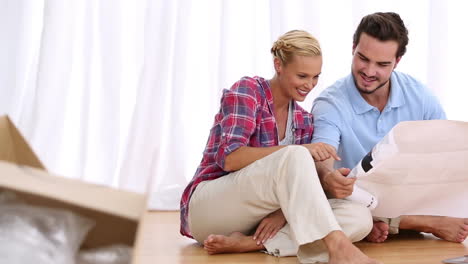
[351,33,401,95]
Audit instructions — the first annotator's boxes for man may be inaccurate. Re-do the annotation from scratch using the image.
[311,12,468,243]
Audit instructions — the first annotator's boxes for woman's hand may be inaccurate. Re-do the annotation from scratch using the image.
[304,143,340,162]
[253,209,287,245]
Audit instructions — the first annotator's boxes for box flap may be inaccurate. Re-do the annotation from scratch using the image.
[0,115,46,170]
[0,161,147,248]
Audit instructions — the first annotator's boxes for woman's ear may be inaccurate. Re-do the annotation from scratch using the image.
[274,58,282,74]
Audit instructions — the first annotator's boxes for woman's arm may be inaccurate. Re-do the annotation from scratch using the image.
[224,145,286,172]
[224,143,340,172]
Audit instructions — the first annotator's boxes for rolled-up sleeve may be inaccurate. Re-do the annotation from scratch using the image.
[215,87,257,170]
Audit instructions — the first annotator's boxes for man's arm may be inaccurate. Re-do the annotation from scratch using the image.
[311,97,356,198]
[315,145,356,199]
[315,157,334,182]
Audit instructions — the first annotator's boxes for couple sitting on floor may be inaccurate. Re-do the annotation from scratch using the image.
[179,12,468,264]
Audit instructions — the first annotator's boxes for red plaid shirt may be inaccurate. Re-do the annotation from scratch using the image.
[180,76,314,238]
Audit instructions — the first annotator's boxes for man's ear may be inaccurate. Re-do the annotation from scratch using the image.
[274,57,282,74]
[352,43,357,55]
[394,56,402,69]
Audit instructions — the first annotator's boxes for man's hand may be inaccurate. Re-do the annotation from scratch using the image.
[321,168,356,198]
[253,209,287,245]
[304,143,341,162]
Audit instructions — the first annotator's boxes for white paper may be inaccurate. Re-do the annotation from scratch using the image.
[345,120,468,218]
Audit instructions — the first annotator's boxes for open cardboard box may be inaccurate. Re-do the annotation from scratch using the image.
[0,115,147,261]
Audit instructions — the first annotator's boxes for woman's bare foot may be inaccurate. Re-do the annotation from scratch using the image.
[365,221,389,243]
[428,217,468,243]
[203,232,265,255]
[325,231,382,264]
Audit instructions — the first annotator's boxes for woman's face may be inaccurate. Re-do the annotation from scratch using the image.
[276,54,322,102]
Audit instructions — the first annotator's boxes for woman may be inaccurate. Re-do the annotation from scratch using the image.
[180,30,380,264]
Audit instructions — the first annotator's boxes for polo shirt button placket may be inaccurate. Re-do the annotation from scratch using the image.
[376,114,382,133]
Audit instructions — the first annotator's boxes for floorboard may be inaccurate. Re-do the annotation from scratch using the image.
[132,211,468,264]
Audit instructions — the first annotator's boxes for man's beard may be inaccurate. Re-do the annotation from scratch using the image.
[354,73,390,94]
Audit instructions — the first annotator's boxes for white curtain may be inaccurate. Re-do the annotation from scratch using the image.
[1,0,467,210]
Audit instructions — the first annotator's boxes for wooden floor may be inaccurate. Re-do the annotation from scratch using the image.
[132,211,468,264]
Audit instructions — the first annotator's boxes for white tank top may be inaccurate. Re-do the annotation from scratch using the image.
[279,101,295,146]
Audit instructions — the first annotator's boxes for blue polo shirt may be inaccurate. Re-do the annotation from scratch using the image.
[311,71,446,169]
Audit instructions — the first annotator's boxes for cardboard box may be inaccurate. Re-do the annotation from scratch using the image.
[0,115,147,256]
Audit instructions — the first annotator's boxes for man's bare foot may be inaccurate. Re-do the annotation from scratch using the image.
[203,232,264,255]
[325,231,382,264]
[428,217,468,243]
[365,221,389,243]
[400,216,468,243]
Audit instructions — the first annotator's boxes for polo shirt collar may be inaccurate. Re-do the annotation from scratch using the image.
[386,73,405,109]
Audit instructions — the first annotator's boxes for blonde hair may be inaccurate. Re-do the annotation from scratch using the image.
[271,30,321,65]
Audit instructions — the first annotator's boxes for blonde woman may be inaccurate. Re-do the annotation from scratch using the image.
[180,30,380,264]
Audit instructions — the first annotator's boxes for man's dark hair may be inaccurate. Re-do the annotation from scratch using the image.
[353,12,409,58]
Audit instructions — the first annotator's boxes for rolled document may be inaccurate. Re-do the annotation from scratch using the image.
[345,184,378,210]
[344,151,378,210]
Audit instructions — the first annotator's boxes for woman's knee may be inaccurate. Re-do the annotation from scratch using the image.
[277,145,319,185]
[283,145,311,159]
[281,145,314,169]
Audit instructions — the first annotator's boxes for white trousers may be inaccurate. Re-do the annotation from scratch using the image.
[188,146,372,263]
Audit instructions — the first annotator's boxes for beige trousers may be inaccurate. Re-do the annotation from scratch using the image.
[373,216,401,234]
[188,146,373,263]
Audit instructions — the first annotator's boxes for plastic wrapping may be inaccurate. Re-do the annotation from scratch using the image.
[0,191,95,264]
[442,255,468,264]
[77,245,132,264]
[0,190,20,204]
